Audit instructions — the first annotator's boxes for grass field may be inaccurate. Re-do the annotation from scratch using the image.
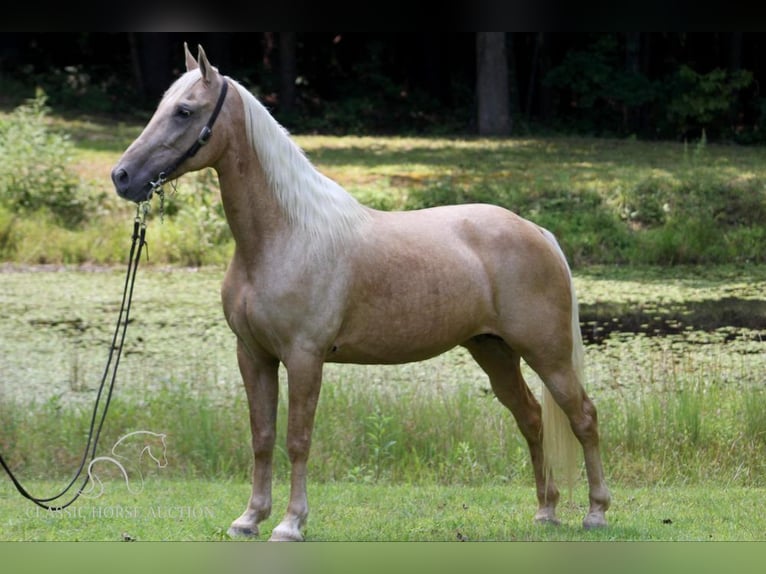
[2,479,765,541]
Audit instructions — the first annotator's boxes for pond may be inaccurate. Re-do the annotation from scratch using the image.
[580,297,766,345]
[0,265,764,406]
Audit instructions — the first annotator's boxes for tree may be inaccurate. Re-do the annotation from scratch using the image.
[279,32,297,115]
[476,32,511,136]
[127,33,173,105]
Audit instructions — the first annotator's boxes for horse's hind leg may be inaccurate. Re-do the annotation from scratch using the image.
[228,341,280,538]
[536,365,610,529]
[462,336,561,524]
[524,350,611,529]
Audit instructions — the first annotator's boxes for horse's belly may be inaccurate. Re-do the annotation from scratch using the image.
[326,336,461,365]
[325,223,501,363]
[328,278,492,364]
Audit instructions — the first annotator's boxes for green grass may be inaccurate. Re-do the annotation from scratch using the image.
[2,365,764,489]
[1,479,764,541]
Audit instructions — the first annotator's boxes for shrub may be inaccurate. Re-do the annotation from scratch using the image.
[665,65,753,139]
[0,90,88,228]
[620,175,677,228]
[149,169,233,266]
[544,35,658,136]
[0,204,18,259]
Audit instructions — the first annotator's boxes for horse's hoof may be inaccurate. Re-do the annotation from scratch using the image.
[583,512,608,530]
[268,524,304,542]
[227,524,259,538]
[534,510,561,526]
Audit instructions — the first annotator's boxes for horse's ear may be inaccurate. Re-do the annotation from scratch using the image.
[197,44,215,84]
[184,42,198,71]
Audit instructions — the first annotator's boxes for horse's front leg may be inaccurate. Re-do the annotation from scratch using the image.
[228,341,279,538]
[269,352,324,542]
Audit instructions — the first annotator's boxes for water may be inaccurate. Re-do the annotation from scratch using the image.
[580,297,766,345]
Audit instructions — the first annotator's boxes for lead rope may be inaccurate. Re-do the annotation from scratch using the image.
[0,196,158,510]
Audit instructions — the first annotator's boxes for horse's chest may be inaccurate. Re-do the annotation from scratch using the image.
[221,268,345,358]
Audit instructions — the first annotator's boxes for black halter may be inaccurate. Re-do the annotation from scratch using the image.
[149,77,229,193]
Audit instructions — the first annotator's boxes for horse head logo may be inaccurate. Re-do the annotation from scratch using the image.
[81,431,168,498]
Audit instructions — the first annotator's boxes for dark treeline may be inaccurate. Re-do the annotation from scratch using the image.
[1,32,764,142]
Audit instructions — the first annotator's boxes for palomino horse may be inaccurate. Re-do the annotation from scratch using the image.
[112,44,610,541]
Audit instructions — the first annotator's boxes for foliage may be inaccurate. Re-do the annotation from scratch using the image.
[404,167,765,267]
[5,33,766,140]
[39,64,132,115]
[151,169,233,266]
[291,72,468,135]
[544,35,657,135]
[0,91,91,228]
[665,65,753,139]
[1,113,765,266]
[544,36,755,140]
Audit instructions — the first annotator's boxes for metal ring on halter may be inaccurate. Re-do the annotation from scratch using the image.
[139,172,168,224]
[137,199,152,226]
[147,172,168,199]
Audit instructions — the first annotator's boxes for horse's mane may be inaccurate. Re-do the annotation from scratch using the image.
[229,78,370,250]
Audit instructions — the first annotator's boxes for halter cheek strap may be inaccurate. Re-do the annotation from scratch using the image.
[149,77,229,192]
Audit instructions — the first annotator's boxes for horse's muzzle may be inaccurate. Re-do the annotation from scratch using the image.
[111,167,152,203]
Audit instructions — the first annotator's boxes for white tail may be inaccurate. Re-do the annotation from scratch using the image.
[538,228,582,497]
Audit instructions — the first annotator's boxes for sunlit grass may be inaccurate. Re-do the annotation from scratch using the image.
[3,107,766,265]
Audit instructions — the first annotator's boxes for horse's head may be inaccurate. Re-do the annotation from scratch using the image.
[111,43,229,203]
[143,432,169,469]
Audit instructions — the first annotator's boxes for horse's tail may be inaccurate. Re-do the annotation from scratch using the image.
[538,227,582,497]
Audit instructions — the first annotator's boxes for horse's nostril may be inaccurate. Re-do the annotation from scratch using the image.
[112,167,130,191]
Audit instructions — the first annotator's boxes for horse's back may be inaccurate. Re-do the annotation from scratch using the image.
[364,203,566,292]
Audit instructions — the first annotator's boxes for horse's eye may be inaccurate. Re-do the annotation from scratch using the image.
[176,106,193,118]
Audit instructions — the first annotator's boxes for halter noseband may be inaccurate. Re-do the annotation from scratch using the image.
[148,77,229,194]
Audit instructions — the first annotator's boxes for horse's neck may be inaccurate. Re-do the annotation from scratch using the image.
[215,116,369,262]
[216,149,289,260]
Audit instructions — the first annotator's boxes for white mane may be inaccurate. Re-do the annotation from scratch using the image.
[229,79,370,249]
